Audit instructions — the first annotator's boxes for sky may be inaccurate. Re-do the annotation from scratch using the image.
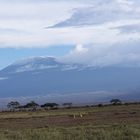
[0,0,140,69]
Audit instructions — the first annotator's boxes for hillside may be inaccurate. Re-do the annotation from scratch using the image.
[0,57,140,103]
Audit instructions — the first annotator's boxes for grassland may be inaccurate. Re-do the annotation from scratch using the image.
[0,104,140,140]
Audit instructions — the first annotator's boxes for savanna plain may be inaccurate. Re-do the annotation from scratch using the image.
[0,104,140,140]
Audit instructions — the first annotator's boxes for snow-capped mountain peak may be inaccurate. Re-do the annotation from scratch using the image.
[12,56,58,65]
[0,56,140,103]
[1,56,84,74]
[1,56,62,74]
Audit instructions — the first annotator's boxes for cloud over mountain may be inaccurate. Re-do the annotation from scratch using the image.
[60,40,140,67]
[0,0,140,67]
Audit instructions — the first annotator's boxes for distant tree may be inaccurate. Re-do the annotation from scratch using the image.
[110,99,122,105]
[41,103,59,110]
[85,105,90,108]
[24,101,39,111]
[124,102,129,106]
[63,103,72,108]
[7,101,20,111]
[98,104,103,107]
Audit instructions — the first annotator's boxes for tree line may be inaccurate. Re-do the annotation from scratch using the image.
[6,99,140,112]
[7,101,73,111]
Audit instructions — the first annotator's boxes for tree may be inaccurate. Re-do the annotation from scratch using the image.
[41,103,59,110]
[98,104,103,107]
[110,99,122,105]
[7,101,20,111]
[24,101,39,111]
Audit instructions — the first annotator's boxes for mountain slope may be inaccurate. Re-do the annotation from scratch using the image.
[0,56,140,103]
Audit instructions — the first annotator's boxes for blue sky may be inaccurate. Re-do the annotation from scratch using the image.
[0,45,74,69]
[0,0,140,69]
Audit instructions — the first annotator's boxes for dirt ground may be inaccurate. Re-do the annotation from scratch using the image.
[0,104,140,129]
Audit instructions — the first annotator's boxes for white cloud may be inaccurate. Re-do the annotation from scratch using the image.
[1,19,140,48]
[60,40,140,67]
[74,44,88,53]
[51,0,140,27]
[0,0,140,67]
[0,0,140,48]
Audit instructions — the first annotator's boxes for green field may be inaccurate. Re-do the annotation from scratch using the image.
[0,104,140,140]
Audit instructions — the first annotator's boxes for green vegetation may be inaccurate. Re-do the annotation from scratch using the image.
[7,101,20,111]
[110,99,122,105]
[0,125,140,140]
[41,103,59,110]
[0,102,139,140]
[24,101,39,108]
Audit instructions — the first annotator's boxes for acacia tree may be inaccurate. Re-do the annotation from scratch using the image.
[7,101,20,111]
[24,101,39,111]
[110,99,122,105]
[41,103,59,110]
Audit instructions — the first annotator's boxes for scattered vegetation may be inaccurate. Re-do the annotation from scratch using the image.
[41,103,59,110]
[0,124,140,140]
[0,102,139,140]
[5,99,140,112]
[110,99,122,105]
[7,101,20,111]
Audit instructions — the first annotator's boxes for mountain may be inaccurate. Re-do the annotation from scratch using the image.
[0,56,140,104]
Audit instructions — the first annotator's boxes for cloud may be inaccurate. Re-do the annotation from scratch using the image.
[71,44,88,54]
[60,40,140,67]
[0,0,85,48]
[0,0,139,48]
[1,19,140,48]
[0,0,140,67]
[51,0,140,28]
[115,24,140,33]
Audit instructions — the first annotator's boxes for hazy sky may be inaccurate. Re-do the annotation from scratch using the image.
[0,0,140,69]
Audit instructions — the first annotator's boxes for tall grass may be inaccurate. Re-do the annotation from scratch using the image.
[0,124,140,140]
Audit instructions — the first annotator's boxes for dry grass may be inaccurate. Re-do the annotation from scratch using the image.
[0,124,140,140]
[0,104,140,139]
